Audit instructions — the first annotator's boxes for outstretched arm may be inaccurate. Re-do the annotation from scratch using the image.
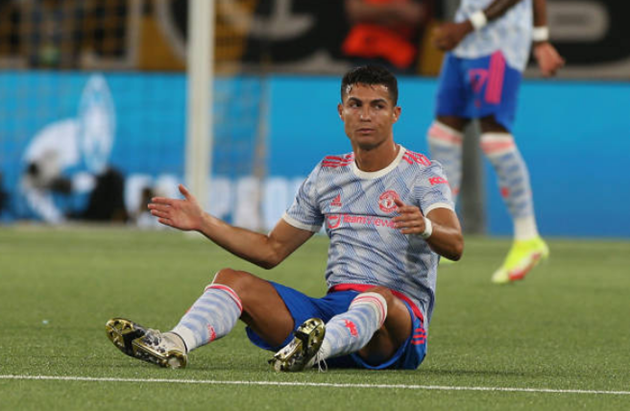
[148,184,315,269]
[433,0,524,51]
[392,198,464,261]
[532,0,565,77]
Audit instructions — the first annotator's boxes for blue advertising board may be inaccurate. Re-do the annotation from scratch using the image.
[1,72,628,237]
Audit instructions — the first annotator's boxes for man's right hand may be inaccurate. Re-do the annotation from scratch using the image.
[533,42,565,77]
[432,21,473,51]
[148,184,204,231]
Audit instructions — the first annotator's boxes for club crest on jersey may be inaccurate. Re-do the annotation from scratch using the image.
[378,190,399,213]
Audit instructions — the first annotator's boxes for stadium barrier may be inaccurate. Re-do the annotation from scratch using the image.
[1,72,628,237]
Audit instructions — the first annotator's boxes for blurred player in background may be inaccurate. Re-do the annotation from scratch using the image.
[342,0,428,73]
[106,65,463,371]
[427,0,564,283]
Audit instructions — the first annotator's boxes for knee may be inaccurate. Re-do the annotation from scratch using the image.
[428,120,464,147]
[479,132,515,157]
[211,268,253,293]
[361,286,396,309]
[361,288,411,338]
[361,287,413,322]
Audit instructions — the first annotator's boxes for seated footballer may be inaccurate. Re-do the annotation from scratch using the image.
[106,65,464,371]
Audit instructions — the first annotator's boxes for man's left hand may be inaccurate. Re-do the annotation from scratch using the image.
[392,198,427,235]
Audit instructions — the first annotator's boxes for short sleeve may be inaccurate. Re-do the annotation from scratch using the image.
[283,163,324,232]
[413,160,455,215]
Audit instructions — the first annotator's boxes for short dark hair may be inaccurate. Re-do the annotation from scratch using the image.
[341,65,399,105]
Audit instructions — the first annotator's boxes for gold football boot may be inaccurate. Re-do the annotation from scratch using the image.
[105,317,147,357]
[269,318,325,372]
[105,317,188,369]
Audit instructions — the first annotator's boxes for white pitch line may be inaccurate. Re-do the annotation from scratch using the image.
[0,375,629,396]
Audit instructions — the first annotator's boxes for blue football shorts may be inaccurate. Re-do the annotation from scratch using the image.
[435,50,522,131]
[246,282,427,370]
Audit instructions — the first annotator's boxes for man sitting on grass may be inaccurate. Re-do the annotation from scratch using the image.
[106,65,463,371]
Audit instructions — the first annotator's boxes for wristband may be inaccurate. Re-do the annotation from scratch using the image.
[532,26,549,42]
[420,218,433,239]
[469,11,488,30]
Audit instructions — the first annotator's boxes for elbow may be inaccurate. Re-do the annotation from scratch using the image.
[444,235,464,261]
[256,236,296,269]
[256,250,284,270]
[258,260,278,270]
[453,237,465,261]
[449,243,464,261]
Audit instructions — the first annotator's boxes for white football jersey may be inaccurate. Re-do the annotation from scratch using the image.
[453,0,533,71]
[283,146,454,326]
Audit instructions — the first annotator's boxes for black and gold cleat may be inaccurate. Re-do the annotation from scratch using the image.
[269,318,325,372]
[131,330,188,369]
[105,318,187,369]
[105,317,147,358]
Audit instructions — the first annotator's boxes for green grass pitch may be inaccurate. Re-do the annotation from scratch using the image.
[0,226,629,410]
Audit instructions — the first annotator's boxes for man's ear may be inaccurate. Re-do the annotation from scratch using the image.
[392,106,401,123]
[338,103,344,119]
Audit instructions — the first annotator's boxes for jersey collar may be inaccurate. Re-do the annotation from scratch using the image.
[351,145,406,180]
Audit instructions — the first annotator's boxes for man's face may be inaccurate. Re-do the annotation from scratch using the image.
[338,83,401,150]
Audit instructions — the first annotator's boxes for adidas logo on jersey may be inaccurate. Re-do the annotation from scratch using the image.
[331,194,342,207]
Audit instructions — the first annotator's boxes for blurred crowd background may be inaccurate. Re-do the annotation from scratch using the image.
[1,0,628,76]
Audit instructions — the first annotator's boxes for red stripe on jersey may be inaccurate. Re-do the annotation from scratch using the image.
[322,160,353,168]
[323,154,355,168]
[322,160,353,164]
[324,154,354,161]
[404,151,432,166]
[322,165,352,169]
[325,155,352,161]
[403,154,431,166]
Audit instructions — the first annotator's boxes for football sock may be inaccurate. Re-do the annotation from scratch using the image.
[319,292,387,360]
[427,121,463,201]
[480,132,539,240]
[171,284,243,352]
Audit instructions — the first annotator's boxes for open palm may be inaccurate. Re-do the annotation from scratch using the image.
[148,184,204,231]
